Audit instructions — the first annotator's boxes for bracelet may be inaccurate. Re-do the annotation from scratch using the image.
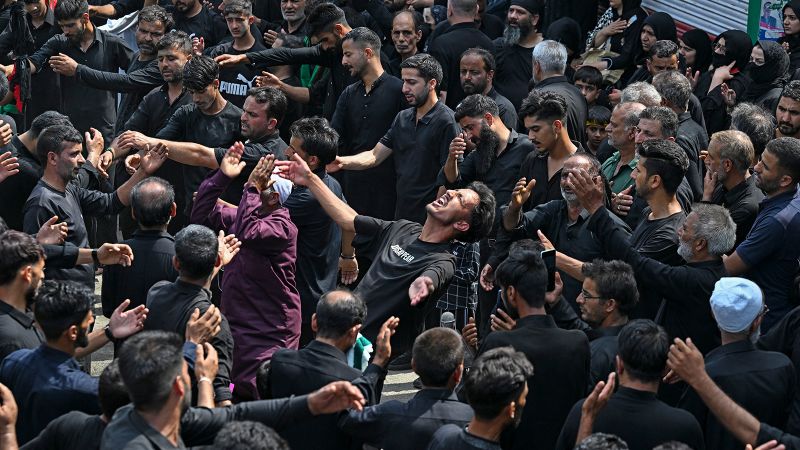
[105,147,115,157]
[197,376,213,384]
[340,254,355,260]
[104,325,116,343]
[92,248,100,265]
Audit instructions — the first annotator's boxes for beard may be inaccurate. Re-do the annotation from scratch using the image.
[677,239,693,261]
[755,172,781,194]
[67,23,86,45]
[75,325,90,348]
[561,186,578,204]
[138,41,156,55]
[511,398,524,428]
[408,87,430,106]
[473,124,499,177]
[779,121,800,137]
[462,79,488,95]
[749,324,761,344]
[503,25,522,46]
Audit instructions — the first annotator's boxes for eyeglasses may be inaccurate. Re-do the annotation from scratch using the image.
[759,304,770,318]
[580,290,606,301]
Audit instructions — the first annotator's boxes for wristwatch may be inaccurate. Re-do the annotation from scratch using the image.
[104,325,116,343]
[91,248,100,265]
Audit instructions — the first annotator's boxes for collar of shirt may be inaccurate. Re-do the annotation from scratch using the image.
[71,26,105,51]
[128,406,186,449]
[722,175,757,204]
[359,71,388,93]
[412,387,459,401]
[131,229,174,240]
[533,75,570,89]
[705,339,756,360]
[606,151,638,171]
[37,344,77,363]
[173,279,212,299]
[677,111,693,124]
[306,339,349,363]
[515,314,557,329]
[0,300,35,329]
[759,187,797,211]
[615,385,658,401]
[410,100,447,126]
[586,324,624,341]
[444,22,480,34]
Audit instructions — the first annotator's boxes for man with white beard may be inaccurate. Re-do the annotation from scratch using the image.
[492,0,543,112]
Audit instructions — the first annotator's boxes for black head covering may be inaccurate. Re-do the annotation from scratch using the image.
[712,30,753,70]
[545,17,584,58]
[613,0,643,20]
[781,1,800,51]
[681,28,713,73]
[743,40,790,101]
[510,0,542,16]
[642,11,677,43]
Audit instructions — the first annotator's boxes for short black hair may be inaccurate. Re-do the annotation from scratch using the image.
[617,319,669,383]
[454,94,499,120]
[400,53,443,88]
[637,139,689,195]
[652,70,692,111]
[576,433,630,450]
[157,30,193,55]
[460,181,495,243]
[652,442,694,450]
[99,360,131,419]
[460,47,495,72]
[36,124,82,163]
[464,347,533,420]
[138,5,174,30]
[289,117,339,166]
[781,80,800,103]
[55,0,88,21]
[411,328,464,387]
[183,55,219,92]
[638,106,678,139]
[730,103,775,157]
[131,177,174,228]
[247,86,288,125]
[495,247,548,308]
[765,137,800,184]
[392,10,423,31]
[174,224,219,279]
[223,0,253,16]
[314,289,367,339]
[587,105,611,125]
[648,39,679,59]
[118,331,184,412]
[34,280,93,340]
[343,26,381,54]
[573,66,603,88]
[0,231,43,285]
[307,3,347,38]
[29,111,71,138]
[213,421,290,450]
[581,260,639,316]
[519,90,567,122]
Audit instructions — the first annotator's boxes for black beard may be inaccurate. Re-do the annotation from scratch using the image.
[75,325,89,348]
[474,125,499,177]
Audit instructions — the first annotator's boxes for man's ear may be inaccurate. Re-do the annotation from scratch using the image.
[213,79,220,89]
[67,324,79,343]
[334,23,346,37]
[170,202,177,218]
[484,112,494,126]
[248,15,255,25]
[605,298,617,314]
[173,376,186,396]
[81,12,90,24]
[553,119,563,133]
[453,220,470,233]
[311,313,319,333]
[172,256,181,271]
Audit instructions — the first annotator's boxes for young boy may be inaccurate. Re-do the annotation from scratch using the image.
[573,66,611,108]
[585,105,611,156]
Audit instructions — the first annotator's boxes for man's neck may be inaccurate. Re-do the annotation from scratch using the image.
[201,95,227,116]
[517,303,546,318]
[167,81,184,101]
[45,339,76,357]
[0,286,26,313]
[419,220,453,243]
[776,128,800,140]
[314,336,351,353]
[138,406,183,447]
[548,134,577,159]
[537,72,562,83]
[286,17,304,33]
[233,33,256,52]
[177,275,213,290]
[720,332,749,346]
[646,194,682,219]
[41,170,68,192]
[767,185,796,199]
[18,132,35,154]
[139,225,169,232]
[138,51,156,62]
[722,170,747,191]
[519,31,542,49]
[566,201,584,222]
[448,15,473,25]
[184,2,203,18]
[400,48,418,61]
[466,417,506,442]
[361,64,384,93]
[600,314,628,329]
[79,23,96,48]
[618,144,636,163]
[619,374,659,394]
[494,124,511,154]
[415,94,438,121]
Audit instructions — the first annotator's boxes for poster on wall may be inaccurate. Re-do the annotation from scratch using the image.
[757,0,788,40]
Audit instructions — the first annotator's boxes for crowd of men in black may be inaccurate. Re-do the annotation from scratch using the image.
[0,0,799,447]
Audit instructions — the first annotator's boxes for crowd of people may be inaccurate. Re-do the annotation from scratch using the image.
[0,0,798,447]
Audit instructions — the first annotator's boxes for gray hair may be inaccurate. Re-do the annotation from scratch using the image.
[652,70,691,111]
[730,103,775,157]
[621,82,662,107]
[639,106,678,139]
[616,102,646,131]
[691,203,736,257]
[532,40,567,75]
[710,130,754,173]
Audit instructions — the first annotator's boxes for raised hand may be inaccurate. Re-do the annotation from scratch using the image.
[118,130,154,152]
[275,153,313,186]
[109,299,148,339]
[685,68,700,90]
[666,337,706,387]
[0,382,17,432]
[0,122,11,147]
[448,133,467,161]
[544,272,564,306]
[194,342,219,382]
[186,305,222,344]
[191,36,205,56]
[139,143,168,175]
[97,151,113,179]
[490,308,516,331]
[325,157,344,174]
[263,29,279,48]
[372,316,400,367]
[611,185,633,216]
[125,153,140,175]
[49,53,78,76]
[0,151,18,183]
[479,264,495,291]
[566,168,605,214]
[215,53,248,67]
[220,142,246,178]
[536,229,554,251]
[581,372,616,423]
[462,316,478,349]
[218,230,241,266]
[98,243,134,266]
[85,128,105,158]
[720,82,736,107]
[254,70,282,88]
[409,276,434,306]
[510,177,536,210]
[702,168,718,201]
[36,215,68,245]
[247,154,276,192]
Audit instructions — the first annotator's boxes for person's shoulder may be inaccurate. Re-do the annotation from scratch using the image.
[429,423,463,446]
[222,100,244,115]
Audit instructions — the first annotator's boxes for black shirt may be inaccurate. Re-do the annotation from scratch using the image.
[479,315,590,450]
[23,180,125,288]
[759,305,800,435]
[352,216,455,354]
[428,425,501,450]
[21,411,105,450]
[629,208,687,267]
[283,169,343,325]
[144,279,234,402]
[174,6,229,47]
[555,386,705,450]
[211,132,287,205]
[0,301,43,361]
[679,340,795,450]
[533,75,588,144]
[207,40,269,108]
[493,38,532,112]
[380,101,460,223]
[29,28,134,142]
[340,388,473,450]
[156,101,242,211]
[101,230,178,317]
[125,85,192,136]
[331,72,406,220]
[487,87,519,131]
[516,150,566,212]
[709,175,765,249]
[676,111,708,200]
[427,22,494,110]
[0,138,41,231]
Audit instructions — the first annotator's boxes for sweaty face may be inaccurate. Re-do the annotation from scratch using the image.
[576,277,607,327]
[425,189,479,227]
[401,68,431,107]
[59,18,86,44]
[158,48,190,82]
[777,96,800,137]
[560,157,592,203]
[647,54,679,76]
[392,13,420,57]
[240,96,271,139]
[460,54,491,95]
[281,0,305,22]
[136,21,165,56]
[341,40,368,78]
[640,25,657,52]
[753,150,786,194]
[524,115,557,152]
[634,118,665,145]
[574,80,599,104]
[55,143,86,183]
[225,14,250,39]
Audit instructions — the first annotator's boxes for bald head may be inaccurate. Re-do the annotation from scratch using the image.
[130,177,175,228]
[314,289,367,339]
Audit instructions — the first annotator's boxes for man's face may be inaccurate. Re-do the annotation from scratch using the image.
[401,68,430,107]
[25,0,48,19]
[285,136,311,165]
[676,212,696,261]
[504,5,534,44]
[458,115,485,151]
[753,149,786,194]
[341,40,368,78]
[524,115,559,153]
[240,96,270,139]
[225,13,251,39]
[634,118,664,145]
[560,157,591,202]
[312,30,340,52]
[586,123,608,149]
[574,80,599,104]
[75,311,93,349]
[172,0,197,13]
[24,258,46,308]
[460,54,491,95]
[189,83,218,112]
[392,13,420,57]
[576,277,608,327]
[511,383,528,428]
[135,20,166,56]
[606,107,633,149]
[777,96,800,137]
[631,156,652,198]
[281,0,305,23]
[425,189,479,227]
[59,17,87,44]
[647,54,679,76]
[704,140,727,183]
[640,24,657,52]
[54,142,86,182]
[157,48,190,83]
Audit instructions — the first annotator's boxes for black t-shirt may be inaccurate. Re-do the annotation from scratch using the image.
[174,6,229,47]
[0,301,43,361]
[21,411,105,450]
[494,38,533,112]
[630,209,687,266]
[353,216,455,352]
[207,40,269,108]
[156,101,242,211]
[428,424,502,450]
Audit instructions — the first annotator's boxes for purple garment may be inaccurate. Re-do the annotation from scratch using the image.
[192,169,300,400]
